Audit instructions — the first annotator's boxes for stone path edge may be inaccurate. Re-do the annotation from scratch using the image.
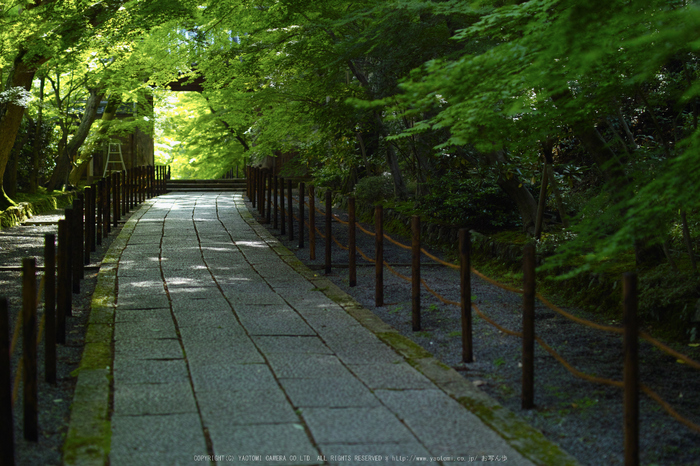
[62,200,150,466]
[240,206,581,466]
[62,196,580,466]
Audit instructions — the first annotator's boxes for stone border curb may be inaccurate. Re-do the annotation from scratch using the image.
[242,207,581,466]
[64,195,580,465]
[62,202,150,466]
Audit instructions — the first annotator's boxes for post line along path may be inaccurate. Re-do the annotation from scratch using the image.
[104,191,540,465]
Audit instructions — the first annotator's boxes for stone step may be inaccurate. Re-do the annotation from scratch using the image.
[166,179,246,192]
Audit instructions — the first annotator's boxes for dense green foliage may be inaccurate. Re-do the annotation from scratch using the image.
[3,0,700,330]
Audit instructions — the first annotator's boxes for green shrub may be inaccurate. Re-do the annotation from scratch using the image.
[418,173,520,229]
[354,175,394,204]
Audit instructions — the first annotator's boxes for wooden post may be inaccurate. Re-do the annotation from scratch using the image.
[140,166,145,203]
[309,186,316,260]
[348,197,356,287]
[84,187,92,263]
[522,242,536,409]
[105,173,111,234]
[280,177,286,235]
[57,220,67,345]
[375,205,384,307]
[96,180,103,246]
[287,179,294,241]
[129,168,134,210]
[412,216,421,331]
[122,170,127,215]
[623,272,639,466]
[266,171,272,224]
[22,258,38,441]
[0,297,15,465]
[69,203,80,295]
[73,198,84,284]
[89,184,97,252]
[460,229,473,363]
[299,182,305,249]
[63,209,73,313]
[325,191,332,275]
[149,165,155,198]
[245,167,253,202]
[273,175,278,229]
[258,169,265,217]
[114,172,120,226]
[45,234,56,384]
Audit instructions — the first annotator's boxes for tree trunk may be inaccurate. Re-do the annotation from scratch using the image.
[373,112,408,199]
[484,150,539,234]
[534,163,549,239]
[30,76,45,194]
[46,88,104,191]
[0,54,38,208]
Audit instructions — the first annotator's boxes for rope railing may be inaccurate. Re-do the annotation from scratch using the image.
[283,188,700,373]
[247,170,700,452]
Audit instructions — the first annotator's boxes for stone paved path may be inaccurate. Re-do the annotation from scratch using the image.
[109,192,534,465]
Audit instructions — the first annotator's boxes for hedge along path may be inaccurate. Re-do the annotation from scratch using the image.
[286,192,700,436]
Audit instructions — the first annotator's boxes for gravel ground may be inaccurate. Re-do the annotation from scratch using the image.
[247,192,700,466]
[2,192,699,465]
[0,207,128,466]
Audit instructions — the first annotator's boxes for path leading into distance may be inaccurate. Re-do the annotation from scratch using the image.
[105,192,534,465]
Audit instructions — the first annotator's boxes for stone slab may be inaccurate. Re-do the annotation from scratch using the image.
[110,413,208,465]
[208,424,318,464]
[301,407,417,445]
[113,382,198,415]
[347,362,434,390]
[279,377,380,408]
[112,357,189,384]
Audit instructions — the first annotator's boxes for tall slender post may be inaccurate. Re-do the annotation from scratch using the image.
[113,172,120,226]
[280,177,286,235]
[149,165,155,198]
[70,203,80,294]
[298,182,305,249]
[460,229,473,363]
[96,180,103,246]
[273,175,278,229]
[325,191,332,275]
[258,168,265,219]
[84,187,92,263]
[348,196,356,287]
[375,205,384,307]
[45,234,56,384]
[412,216,421,331]
[122,170,127,215]
[522,242,536,409]
[0,297,15,465]
[73,198,83,286]
[105,174,111,234]
[89,184,97,252]
[57,220,67,345]
[129,168,134,210]
[266,171,272,224]
[287,179,294,241]
[22,258,38,441]
[623,272,639,466]
[140,166,145,203]
[249,167,254,205]
[309,186,316,260]
[64,209,75,317]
